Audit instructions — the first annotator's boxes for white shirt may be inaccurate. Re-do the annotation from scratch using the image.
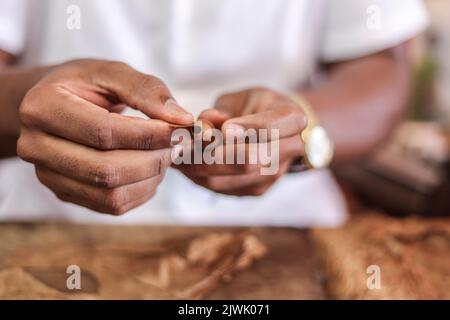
[0,0,428,226]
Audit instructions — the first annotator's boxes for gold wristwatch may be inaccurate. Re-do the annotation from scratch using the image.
[289,95,334,172]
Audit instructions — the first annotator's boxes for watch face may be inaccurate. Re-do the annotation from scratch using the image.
[305,126,334,169]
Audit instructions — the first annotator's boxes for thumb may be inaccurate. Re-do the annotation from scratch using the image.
[90,61,194,125]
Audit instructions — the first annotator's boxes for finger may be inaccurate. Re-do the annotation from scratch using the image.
[192,118,215,138]
[56,187,156,216]
[90,61,194,125]
[198,109,232,129]
[18,128,172,188]
[189,161,290,196]
[222,105,307,141]
[223,162,289,196]
[187,171,276,193]
[36,166,163,215]
[176,135,302,177]
[176,142,263,176]
[113,191,157,215]
[189,176,277,197]
[20,88,179,150]
[213,90,250,117]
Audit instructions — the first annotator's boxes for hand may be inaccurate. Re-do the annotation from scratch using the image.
[176,88,306,196]
[17,59,194,215]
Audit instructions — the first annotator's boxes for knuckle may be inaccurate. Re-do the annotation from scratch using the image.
[16,135,36,162]
[16,136,27,160]
[89,161,120,188]
[110,202,131,216]
[110,206,128,216]
[131,138,150,150]
[19,88,43,126]
[139,74,160,88]
[107,60,130,73]
[136,129,153,149]
[129,74,169,109]
[103,188,126,215]
[94,118,113,150]
[137,137,153,150]
[96,60,130,79]
[138,74,169,97]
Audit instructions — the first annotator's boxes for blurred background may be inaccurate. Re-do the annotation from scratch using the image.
[337,0,450,217]
[0,0,449,301]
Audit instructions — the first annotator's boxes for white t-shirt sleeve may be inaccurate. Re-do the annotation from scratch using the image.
[0,0,28,55]
[320,0,429,62]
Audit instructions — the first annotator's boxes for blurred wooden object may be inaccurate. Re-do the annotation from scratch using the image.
[0,224,323,299]
[423,0,450,121]
[312,213,450,299]
[1,212,449,299]
[336,121,450,216]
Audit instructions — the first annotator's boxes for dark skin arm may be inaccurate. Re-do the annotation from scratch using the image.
[178,44,412,196]
[304,45,411,162]
[0,42,412,209]
[0,50,49,157]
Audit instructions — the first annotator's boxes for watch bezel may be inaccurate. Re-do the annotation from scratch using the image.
[303,125,334,169]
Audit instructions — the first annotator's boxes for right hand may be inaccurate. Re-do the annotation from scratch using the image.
[17,59,194,215]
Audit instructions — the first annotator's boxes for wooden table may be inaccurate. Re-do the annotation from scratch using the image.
[0,224,325,299]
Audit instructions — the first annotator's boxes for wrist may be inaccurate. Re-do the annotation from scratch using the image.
[0,66,54,137]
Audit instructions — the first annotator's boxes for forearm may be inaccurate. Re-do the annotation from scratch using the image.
[0,65,53,156]
[302,46,411,163]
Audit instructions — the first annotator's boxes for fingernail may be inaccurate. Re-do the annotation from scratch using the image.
[224,123,245,139]
[165,99,194,124]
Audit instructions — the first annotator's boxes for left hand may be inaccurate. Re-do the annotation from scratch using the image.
[176,88,307,196]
